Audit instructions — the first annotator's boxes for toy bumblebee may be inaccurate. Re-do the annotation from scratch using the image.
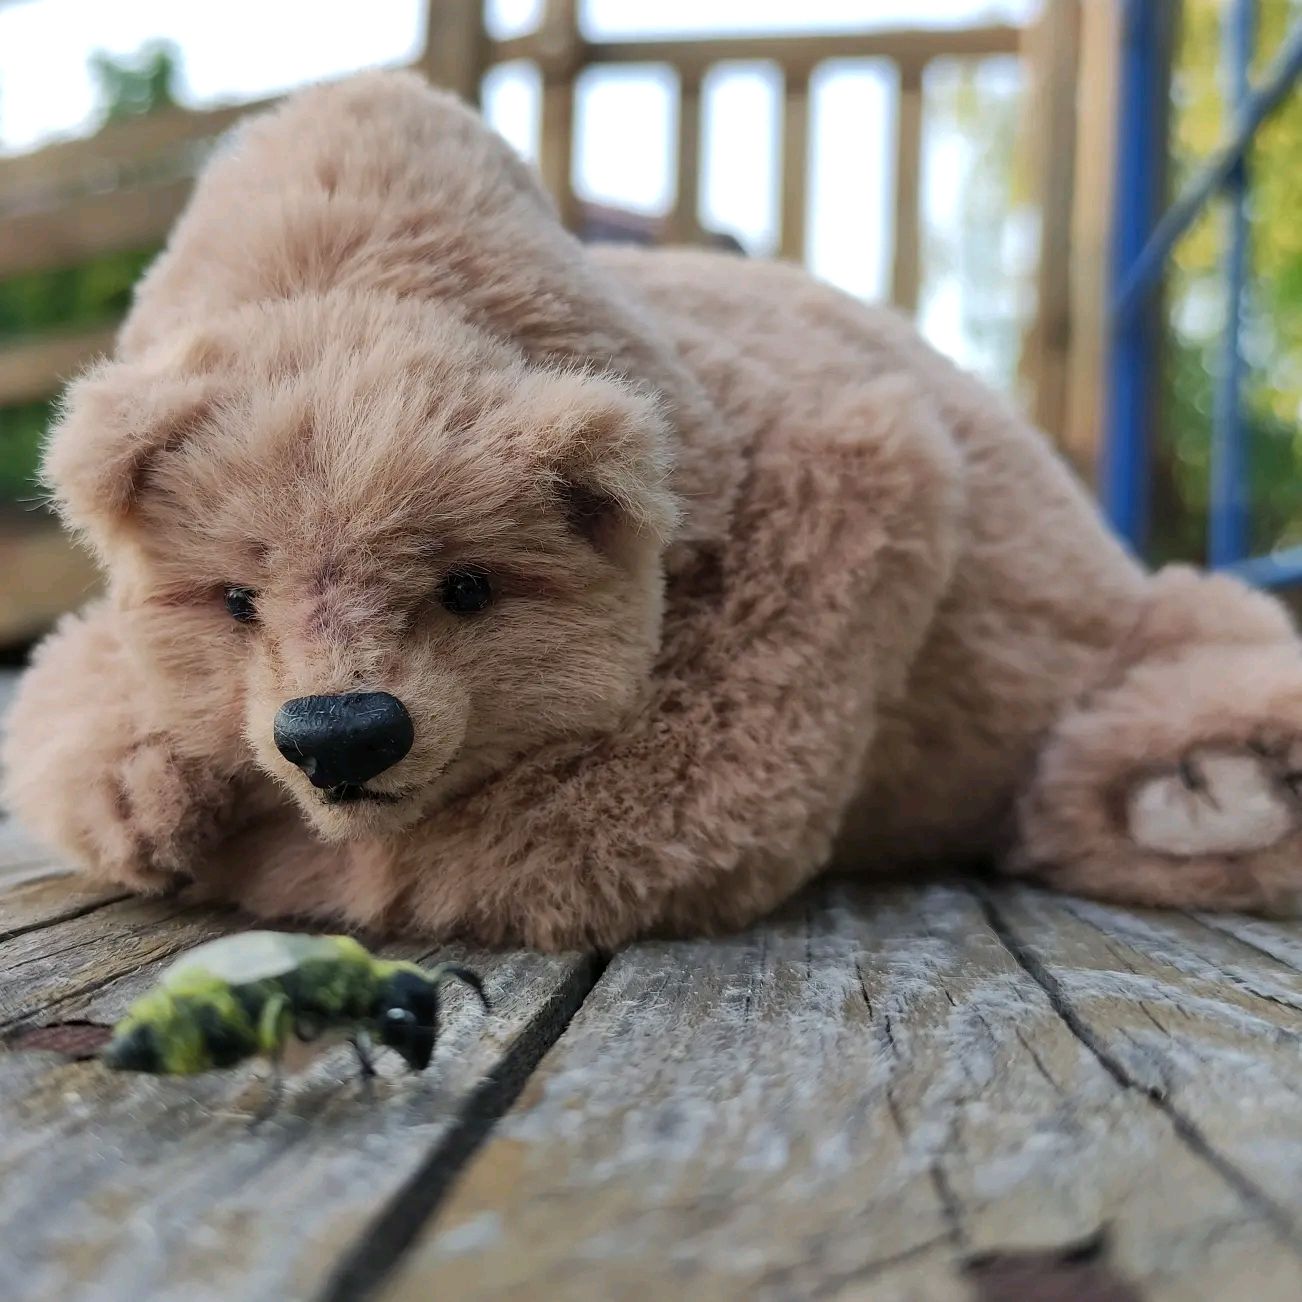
[102,931,489,1113]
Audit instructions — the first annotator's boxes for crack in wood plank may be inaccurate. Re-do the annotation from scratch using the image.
[317,952,607,1302]
[976,885,1302,1256]
[0,890,132,945]
[384,880,1302,1300]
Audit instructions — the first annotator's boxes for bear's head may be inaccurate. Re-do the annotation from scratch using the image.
[44,289,678,840]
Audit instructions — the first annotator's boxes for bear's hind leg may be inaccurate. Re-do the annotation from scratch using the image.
[1009,567,1302,915]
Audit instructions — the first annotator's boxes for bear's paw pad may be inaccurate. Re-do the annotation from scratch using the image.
[1126,744,1302,857]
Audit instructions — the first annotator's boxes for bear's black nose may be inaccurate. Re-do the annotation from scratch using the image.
[273,692,414,789]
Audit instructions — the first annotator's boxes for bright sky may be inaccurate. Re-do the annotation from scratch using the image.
[0,0,1039,376]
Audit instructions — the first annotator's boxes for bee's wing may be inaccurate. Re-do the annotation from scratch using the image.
[163,931,343,986]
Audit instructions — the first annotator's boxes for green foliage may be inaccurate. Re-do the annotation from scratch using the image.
[0,45,179,504]
[1160,0,1302,561]
[89,42,180,123]
[921,57,1030,395]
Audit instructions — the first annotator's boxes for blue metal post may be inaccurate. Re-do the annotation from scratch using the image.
[1209,0,1256,566]
[1104,0,1170,553]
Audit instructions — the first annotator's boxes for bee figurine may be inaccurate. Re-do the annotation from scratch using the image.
[101,931,490,1118]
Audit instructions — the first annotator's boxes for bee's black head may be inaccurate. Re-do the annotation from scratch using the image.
[101,1023,163,1074]
[376,970,437,1072]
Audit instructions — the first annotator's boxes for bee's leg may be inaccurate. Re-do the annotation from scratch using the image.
[249,994,292,1128]
[349,1032,377,1100]
[249,1057,285,1129]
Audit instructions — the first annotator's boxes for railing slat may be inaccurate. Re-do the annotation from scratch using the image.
[419,0,488,103]
[1022,0,1082,443]
[0,179,189,279]
[0,326,117,408]
[1062,0,1123,483]
[890,63,923,313]
[0,102,257,214]
[669,71,703,244]
[779,72,810,263]
[573,26,1020,77]
[537,0,582,230]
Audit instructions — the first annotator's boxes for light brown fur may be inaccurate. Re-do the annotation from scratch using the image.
[8,72,1302,949]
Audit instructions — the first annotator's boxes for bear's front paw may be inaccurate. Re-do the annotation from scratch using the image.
[69,737,219,894]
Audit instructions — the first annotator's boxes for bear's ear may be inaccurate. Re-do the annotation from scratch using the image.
[43,358,217,538]
[516,369,680,557]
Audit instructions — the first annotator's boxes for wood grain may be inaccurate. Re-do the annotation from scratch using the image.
[384,880,1302,1302]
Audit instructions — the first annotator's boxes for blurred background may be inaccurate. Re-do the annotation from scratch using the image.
[0,0,1298,648]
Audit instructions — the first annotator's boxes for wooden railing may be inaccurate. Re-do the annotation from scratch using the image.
[0,0,1097,642]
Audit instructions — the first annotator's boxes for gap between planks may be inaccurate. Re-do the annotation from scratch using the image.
[975,886,1302,1252]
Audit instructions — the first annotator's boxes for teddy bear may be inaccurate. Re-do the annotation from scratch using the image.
[5,71,1302,950]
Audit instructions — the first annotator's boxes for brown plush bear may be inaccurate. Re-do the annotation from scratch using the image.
[6,72,1302,949]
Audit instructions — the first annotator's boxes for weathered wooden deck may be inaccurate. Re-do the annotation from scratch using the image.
[3,674,1302,1301]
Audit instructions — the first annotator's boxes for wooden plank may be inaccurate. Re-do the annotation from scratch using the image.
[0,894,599,1301]
[0,178,190,279]
[891,62,924,313]
[0,521,101,647]
[1020,0,1082,444]
[418,0,488,104]
[668,71,703,245]
[0,815,82,902]
[0,325,117,408]
[0,102,259,214]
[778,72,810,264]
[0,895,240,1030]
[983,886,1302,1246]
[1062,0,1122,483]
[384,881,1302,1301]
[536,0,582,231]
[0,875,127,943]
[568,26,1021,79]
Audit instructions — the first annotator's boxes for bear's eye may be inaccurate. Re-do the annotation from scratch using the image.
[439,568,493,615]
[224,586,259,623]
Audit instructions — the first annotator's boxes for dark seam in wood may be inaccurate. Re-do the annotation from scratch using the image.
[866,971,965,1252]
[316,951,608,1302]
[854,957,872,1018]
[1013,1025,1061,1094]
[927,1160,966,1248]
[743,931,766,1025]
[976,886,1302,1255]
[761,1230,956,1299]
[1136,1000,1171,1035]
[0,893,132,945]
